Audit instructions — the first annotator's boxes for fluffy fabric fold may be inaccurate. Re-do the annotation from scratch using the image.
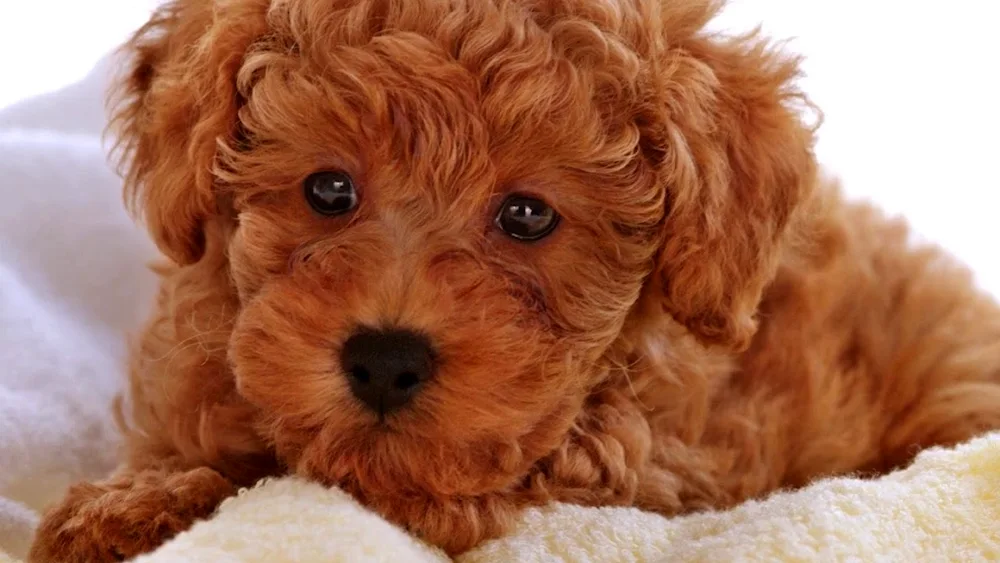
[125,432,1000,562]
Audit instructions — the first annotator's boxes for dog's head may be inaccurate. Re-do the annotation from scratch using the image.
[113,0,814,504]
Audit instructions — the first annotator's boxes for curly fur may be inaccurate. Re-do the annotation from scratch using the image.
[29,0,1000,560]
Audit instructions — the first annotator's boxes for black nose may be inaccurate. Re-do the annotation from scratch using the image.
[339,328,436,416]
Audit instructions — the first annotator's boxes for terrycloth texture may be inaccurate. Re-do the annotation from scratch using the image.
[0,58,159,560]
[127,433,1000,562]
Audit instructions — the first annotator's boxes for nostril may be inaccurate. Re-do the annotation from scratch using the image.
[339,327,437,415]
[394,371,421,391]
[349,366,370,384]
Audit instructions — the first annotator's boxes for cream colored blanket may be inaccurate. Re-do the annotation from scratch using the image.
[120,432,1000,562]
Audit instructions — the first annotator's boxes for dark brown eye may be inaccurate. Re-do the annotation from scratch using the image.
[495,195,559,241]
[304,171,357,216]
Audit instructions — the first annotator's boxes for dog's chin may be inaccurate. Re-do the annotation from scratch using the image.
[264,390,582,501]
[288,426,516,498]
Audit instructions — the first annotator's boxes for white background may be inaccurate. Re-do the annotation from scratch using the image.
[1,0,998,293]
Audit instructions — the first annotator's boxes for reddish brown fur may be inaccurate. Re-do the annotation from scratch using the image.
[30,0,1000,560]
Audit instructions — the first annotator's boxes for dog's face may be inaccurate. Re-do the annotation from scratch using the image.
[221,10,662,495]
[115,0,814,503]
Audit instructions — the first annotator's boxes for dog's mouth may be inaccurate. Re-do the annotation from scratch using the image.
[285,414,530,499]
[229,282,588,498]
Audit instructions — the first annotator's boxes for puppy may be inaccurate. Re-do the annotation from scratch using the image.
[30,0,1000,560]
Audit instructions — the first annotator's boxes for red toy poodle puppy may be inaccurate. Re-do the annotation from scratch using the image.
[30,0,1000,560]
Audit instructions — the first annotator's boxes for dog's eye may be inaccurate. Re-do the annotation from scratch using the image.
[304,171,357,216]
[495,195,560,241]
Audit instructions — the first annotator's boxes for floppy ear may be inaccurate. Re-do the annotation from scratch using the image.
[640,30,817,350]
[109,0,266,265]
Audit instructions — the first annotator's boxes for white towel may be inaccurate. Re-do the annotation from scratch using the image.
[129,433,1000,563]
[0,58,159,560]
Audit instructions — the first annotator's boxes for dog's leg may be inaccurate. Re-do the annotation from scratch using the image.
[726,203,1000,487]
[823,214,1000,473]
[27,463,236,563]
[871,283,1000,472]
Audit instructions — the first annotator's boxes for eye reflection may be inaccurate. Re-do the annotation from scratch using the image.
[495,195,560,241]
[304,171,357,216]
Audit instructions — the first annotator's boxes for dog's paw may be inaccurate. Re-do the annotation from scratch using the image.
[28,467,236,563]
